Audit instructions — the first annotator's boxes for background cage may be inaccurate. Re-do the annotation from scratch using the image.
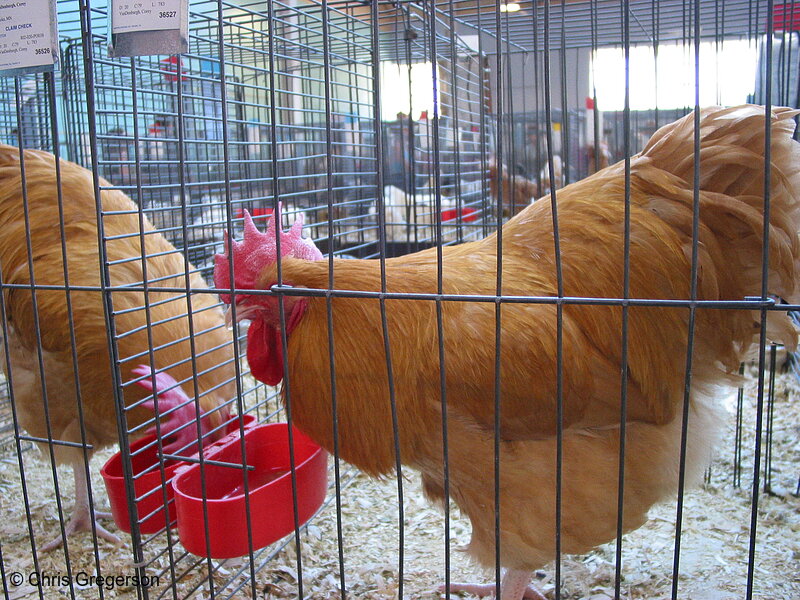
[0,1,798,600]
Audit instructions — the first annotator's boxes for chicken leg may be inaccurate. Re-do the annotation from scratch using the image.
[41,460,120,551]
[441,569,545,599]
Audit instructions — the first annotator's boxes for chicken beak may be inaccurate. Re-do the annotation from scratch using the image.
[225,303,260,328]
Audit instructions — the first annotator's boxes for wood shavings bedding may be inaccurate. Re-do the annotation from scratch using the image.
[1,370,798,599]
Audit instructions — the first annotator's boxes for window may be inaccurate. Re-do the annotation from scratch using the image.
[591,39,759,110]
[380,61,437,121]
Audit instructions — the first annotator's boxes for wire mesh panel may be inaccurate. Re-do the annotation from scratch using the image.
[61,39,250,273]
[374,1,494,254]
[0,75,56,151]
[0,1,798,600]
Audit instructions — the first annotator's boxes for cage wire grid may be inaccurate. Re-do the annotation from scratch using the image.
[0,0,797,599]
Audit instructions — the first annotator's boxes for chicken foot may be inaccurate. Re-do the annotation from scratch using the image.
[41,460,121,551]
[440,569,545,599]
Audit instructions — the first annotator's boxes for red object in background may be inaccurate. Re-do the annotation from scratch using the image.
[148,122,166,137]
[773,4,800,31]
[441,207,478,223]
[234,207,274,221]
[585,96,595,110]
[101,415,257,534]
[172,423,328,558]
[160,56,187,83]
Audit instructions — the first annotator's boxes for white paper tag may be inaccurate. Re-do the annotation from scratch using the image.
[0,0,58,72]
[112,0,182,34]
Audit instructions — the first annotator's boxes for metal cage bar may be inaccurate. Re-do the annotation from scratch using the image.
[0,2,797,600]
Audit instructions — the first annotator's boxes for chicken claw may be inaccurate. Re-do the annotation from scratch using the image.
[131,365,211,456]
[41,506,120,551]
[439,569,545,600]
[41,460,122,551]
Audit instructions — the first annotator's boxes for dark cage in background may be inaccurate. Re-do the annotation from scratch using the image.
[0,1,798,600]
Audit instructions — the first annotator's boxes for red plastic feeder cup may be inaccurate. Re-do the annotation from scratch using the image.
[172,423,328,558]
[441,207,479,223]
[101,434,183,534]
[101,415,256,535]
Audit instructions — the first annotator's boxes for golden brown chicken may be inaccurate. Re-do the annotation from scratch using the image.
[584,140,612,175]
[488,162,538,216]
[0,145,234,550]
[215,106,800,598]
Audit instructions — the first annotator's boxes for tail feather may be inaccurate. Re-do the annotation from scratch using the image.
[643,106,800,305]
[637,105,800,357]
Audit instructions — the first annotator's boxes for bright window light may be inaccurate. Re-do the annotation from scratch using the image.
[591,39,759,110]
[380,62,437,121]
[500,3,521,12]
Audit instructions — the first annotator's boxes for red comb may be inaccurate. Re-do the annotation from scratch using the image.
[214,203,323,302]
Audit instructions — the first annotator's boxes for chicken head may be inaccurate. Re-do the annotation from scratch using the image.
[214,205,323,386]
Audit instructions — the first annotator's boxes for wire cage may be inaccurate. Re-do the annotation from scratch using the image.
[0,75,56,151]
[0,1,798,600]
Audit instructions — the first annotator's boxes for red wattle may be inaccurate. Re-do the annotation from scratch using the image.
[247,320,285,386]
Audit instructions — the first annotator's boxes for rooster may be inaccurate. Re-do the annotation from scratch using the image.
[0,145,234,550]
[215,106,800,598]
